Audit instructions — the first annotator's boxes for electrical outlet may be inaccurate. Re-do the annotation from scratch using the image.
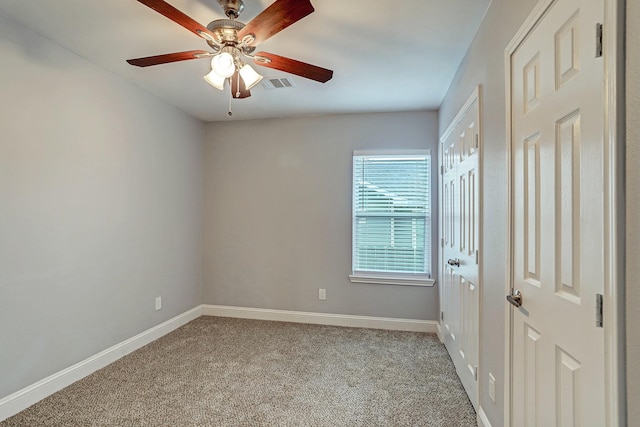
[489,373,496,403]
[155,296,162,311]
[318,288,326,300]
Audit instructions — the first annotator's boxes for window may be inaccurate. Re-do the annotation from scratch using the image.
[350,150,433,286]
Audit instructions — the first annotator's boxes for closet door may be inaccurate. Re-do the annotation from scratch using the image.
[440,89,481,409]
[508,0,606,424]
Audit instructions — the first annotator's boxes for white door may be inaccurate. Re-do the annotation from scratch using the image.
[440,91,480,408]
[509,0,605,425]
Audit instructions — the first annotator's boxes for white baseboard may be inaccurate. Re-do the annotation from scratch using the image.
[202,305,438,333]
[477,406,493,427]
[436,322,445,343]
[0,306,203,422]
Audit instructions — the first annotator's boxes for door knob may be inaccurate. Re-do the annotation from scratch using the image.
[506,290,523,308]
[447,258,461,267]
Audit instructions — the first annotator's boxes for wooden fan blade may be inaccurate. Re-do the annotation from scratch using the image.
[135,0,216,40]
[127,50,211,67]
[237,0,314,46]
[230,71,251,99]
[254,52,333,83]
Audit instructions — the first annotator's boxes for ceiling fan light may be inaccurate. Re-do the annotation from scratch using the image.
[239,64,263,90]
[204,69,226,90]
[211,52,235,78]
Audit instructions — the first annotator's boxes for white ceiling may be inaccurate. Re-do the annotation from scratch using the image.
[0,0,491,122]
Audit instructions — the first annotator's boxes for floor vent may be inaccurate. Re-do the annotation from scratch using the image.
[262,77,295,90]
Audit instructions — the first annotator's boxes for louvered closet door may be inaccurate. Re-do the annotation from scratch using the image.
[441,93,480,409]
[510,0,605,425]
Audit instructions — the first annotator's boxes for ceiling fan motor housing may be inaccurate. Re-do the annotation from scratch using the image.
[207,19,243,42]
[206,19,255,54]
[217,0,244,19]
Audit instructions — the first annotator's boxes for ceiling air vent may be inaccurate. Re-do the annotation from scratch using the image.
[262,77,296,90]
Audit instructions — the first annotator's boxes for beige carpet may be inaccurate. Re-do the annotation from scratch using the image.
[1,316,476,426]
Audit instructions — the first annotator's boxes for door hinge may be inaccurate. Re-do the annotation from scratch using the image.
[475,133,480,149]
[595,23,603,58]
[441,311,444,321]
[441,238,445,248]
[596,293,604,327]
[474,365,478,381]
[440,165,444,175]
[475,250,479,265]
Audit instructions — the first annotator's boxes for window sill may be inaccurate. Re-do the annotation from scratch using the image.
[349,274,435,287]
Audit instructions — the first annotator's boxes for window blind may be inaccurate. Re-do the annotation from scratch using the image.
[352,152,431,277]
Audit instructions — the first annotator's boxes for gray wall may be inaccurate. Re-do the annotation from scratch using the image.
[437,0,540,424]
[203,112,439,320]
[626,0,639,424]
[0,15,204,399]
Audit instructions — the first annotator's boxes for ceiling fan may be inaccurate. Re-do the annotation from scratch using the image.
[127,0,333,100]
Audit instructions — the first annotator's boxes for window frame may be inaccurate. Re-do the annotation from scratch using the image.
[349,150,435,287]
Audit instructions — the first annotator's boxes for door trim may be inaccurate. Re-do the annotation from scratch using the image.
[602,0,625,424]
[439,86,482,143]
[503,0,624,426]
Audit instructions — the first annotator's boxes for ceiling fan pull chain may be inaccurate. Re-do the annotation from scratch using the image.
[228,80,233,116]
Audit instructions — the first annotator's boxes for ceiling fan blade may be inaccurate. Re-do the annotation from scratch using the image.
[254,52,333,83]
[127,50,211,67]
[237,0,314,46]
[230,71,251,99]
[135,0,216,40]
